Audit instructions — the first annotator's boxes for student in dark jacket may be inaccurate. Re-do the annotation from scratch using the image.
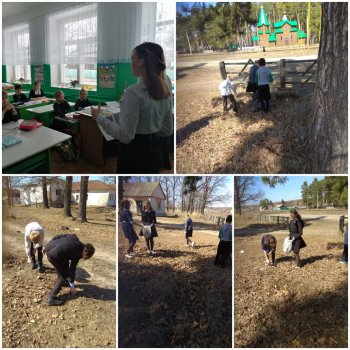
[261,234,277,266]
[53,90,71,117]
[13,84,28,103]
[139,201,158,255]
[185,214,195,247]
[289,209,307,268]
[120,200,139,258]
[29,81,46,100]
[43,234,95,306]
[75,88,92,111]
[2,90,19,124]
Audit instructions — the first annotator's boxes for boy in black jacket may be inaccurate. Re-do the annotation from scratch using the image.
[44,234,95,306]
[13,84,28,104]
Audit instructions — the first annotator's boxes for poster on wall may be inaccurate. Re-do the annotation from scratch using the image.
[34,65,44,84]
[99,64,115,89]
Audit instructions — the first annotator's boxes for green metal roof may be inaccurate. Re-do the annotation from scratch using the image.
[252,35,259,42]
[268,33,276,42]
[266,30,271,34]
[275,28,283,34]
[258,30,263,34]
[257,6,270,27]
[298,30,307,39]
[290,27,298,32]
[274,19,298,28]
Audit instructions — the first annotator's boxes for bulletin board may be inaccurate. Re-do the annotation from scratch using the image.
[98,64,115,89]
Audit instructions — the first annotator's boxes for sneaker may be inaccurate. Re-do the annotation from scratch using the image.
[147,250,151,254]
[294,265,301,269]
[48,297,64,306]
[38,263,44,273]
[125,254,133,258]
[191,242,195,248]
[31,261,37,270]
[340,260,348,264]
[151,251,156,255]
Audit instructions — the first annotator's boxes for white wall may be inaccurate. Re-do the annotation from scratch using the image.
[71,190,115,207]
[20,187,43,205]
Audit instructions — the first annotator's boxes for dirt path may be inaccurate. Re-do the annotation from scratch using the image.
[2,206,116,348]
[234,215,347,348]
[176,49,317,174]
[118,215,232,348]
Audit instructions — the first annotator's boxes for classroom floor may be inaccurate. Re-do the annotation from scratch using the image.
[50,149,174,174]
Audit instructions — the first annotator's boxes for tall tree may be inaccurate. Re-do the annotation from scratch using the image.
[64,176,73,217]
[3,177,12,206]
[308,2,348,173]
[78,176,89,223]
[234,177,263,215]
[42,176,49,209]
[261,176,288,188]
[183,176,202,213]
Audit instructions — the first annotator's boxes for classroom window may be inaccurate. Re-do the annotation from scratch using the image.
[6,65,31,84]
[3,23,31,82]
[48,3,97,88]
[156,2,175,85]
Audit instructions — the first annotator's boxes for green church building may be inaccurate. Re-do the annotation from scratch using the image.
[252,6,307,47]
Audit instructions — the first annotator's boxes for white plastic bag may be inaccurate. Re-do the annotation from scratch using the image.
[283,236,293,253]
[141,225,152,239]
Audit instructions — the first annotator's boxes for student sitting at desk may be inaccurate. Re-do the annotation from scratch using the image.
[2,90,19,124]
[75,88,92,111]
[13,84,29,103]
[29,81,46,101]
[91,42,173,174]
[53,90,70,118]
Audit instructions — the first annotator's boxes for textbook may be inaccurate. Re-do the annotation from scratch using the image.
[2,135,22,149]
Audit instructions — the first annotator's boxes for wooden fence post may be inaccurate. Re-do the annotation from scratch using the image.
[280,59,286,89]
[219,61,227,80]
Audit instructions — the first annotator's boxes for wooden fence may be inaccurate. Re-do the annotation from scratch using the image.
[219,58,317,91]
[258,213,290,228]
[205,214,226,227]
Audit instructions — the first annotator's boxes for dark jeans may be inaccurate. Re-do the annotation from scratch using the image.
[146,237,154,251]
[270,250,276,264]
[30,242,43,264]
[47,257,69,297]
[214,240,232,267]
[117,134,162,174]
[343,244,348,262]
[127,241,136,254]
[222,94,237,112]
[294,252,301,267]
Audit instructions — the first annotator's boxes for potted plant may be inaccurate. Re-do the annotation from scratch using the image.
[70,79,79,88]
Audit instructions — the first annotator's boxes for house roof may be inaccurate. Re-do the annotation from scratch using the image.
[274,19,298,28]
[123,182,166,200]
[268,33,276,42]
[275,28,283,34]
[72,180,116,191]
[257,6,270,27]
[298,30,307,39]
[252,35,259,42]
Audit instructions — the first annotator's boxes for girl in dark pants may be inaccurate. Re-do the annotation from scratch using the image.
[139,201,158,255]
[120,200,139,258]
[289,209,307,268]
[185,214,194,247]
[261,234,277,266]
[214,215,232,268]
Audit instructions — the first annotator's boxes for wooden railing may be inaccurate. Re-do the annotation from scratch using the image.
[219,57,317,90]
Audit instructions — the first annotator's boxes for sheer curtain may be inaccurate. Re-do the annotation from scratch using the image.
[97,1,174,66]
[46,3,97,65]
[3,23,30,65]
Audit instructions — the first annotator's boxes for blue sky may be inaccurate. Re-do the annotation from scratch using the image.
[252,176,325,203]
[176,2,217,14]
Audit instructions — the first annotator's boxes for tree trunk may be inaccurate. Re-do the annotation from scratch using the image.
[3,177,12,206]
[234,177,241,215]
[118,177,124,208]
[78,176,89,223]
[42,177,49,209]
[64,176,73,217]
[308,2,348,173]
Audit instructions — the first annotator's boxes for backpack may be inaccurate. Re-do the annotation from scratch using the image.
[55,140,77,161]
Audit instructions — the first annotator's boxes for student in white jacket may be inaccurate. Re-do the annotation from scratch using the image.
[24,222,45,272]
